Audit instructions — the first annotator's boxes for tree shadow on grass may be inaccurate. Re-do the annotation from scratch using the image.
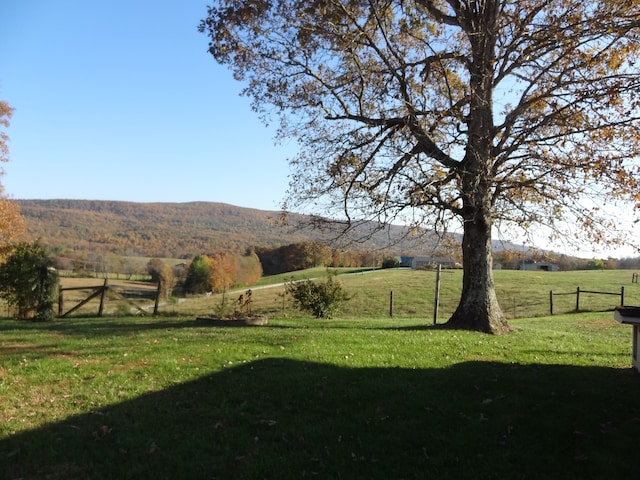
[1,359,639,480]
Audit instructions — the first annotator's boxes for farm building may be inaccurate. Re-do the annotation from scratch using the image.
[518,261,559,272]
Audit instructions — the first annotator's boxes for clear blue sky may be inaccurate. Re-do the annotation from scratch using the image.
[1,1,635,258]
[0,0,294,210]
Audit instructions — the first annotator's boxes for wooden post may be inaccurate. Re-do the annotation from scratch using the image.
[575,286,580,312]
[389,290,393,318]
[433,264,441,325]
[549,290,553,315]
[153,281,162,315]
[58,290,64,318]
[98,279,108,317]
[621,286,625,306]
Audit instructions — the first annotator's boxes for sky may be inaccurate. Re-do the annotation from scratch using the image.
[0,0,294,211]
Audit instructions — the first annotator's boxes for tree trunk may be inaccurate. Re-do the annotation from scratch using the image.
[443,2,508,334]
[445,209,510,334]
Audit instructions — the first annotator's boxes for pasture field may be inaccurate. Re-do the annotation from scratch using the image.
[170,268,640,320]
[0,312,639,479]
[4,268,635,320]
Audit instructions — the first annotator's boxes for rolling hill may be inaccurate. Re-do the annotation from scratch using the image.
[16,199,430,258]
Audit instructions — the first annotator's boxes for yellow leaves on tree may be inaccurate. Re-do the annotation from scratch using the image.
[0,196,24,255]
[206,252,238,293]
[0,100,13,164]
[0,100,25,257]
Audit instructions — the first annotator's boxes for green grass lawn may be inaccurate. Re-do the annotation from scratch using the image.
[1,312,639,479]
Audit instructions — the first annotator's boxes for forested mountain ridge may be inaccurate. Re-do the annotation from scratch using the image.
[16,199,415,258]
[14,200,629,271]
[17,199,316,258]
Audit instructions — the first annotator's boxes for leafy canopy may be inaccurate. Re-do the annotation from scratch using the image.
[201,0,640,250]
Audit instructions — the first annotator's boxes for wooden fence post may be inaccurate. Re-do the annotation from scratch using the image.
[153,281,162,315]
[433,264,441,325]
[98,279,108,317]
[549,290,553,315]
[389,290,393,318]
[575,286,580,311]
[621,286,625,306]
[58,290,64,317]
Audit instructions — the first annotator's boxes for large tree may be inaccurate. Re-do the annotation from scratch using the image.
[200,0,640,333]
[0,100,25,257]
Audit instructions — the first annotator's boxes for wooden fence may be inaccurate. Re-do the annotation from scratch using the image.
[58,279,161,318]
[549,286,625,315]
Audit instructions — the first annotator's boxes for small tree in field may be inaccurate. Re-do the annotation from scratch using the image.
[147,258,176,299]
[286,274,350,318]
[0,242,59,321]
[184,255,211,294]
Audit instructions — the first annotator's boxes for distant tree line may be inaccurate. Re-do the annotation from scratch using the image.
[179,243,382,295]
[254,242,381,275]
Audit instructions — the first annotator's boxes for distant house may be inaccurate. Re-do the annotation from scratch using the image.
[519,261,559,272]
[411,256,461,269]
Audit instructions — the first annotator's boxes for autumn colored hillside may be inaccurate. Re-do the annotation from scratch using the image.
[17,200,312,258]
[14,199,636,273]
[16,199,422,259]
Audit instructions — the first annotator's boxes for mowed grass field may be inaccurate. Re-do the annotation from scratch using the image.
[1,268,640,478]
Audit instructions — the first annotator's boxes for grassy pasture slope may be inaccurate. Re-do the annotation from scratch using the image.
[173,268,640,320]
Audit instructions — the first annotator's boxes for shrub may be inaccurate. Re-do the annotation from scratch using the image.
[0,241,59,321]
[285,274,350,318]
[231,289,253,319]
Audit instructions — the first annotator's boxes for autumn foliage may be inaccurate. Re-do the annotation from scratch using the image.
[0,100,25,256]
[184,251,262,294]
[255,242,382,275]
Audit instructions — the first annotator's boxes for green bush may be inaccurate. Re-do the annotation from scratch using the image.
[285,275,350,318]
[0,241,59,321]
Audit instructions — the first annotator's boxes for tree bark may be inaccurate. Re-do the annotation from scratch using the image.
[445,206,510,334]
